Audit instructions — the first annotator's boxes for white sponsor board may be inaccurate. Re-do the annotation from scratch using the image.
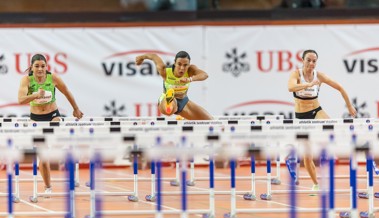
[0,25,378,119]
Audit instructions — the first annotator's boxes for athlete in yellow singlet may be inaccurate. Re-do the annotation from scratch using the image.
[135,51,213,120]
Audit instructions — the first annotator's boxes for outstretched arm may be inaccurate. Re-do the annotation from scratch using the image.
[53,74,84,119]
[135,53,166,80]
[287,70,319,92]
[318,72,357,117]
[186,64,208,83]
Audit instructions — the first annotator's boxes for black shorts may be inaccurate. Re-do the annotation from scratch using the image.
[174,96,189,114]
[295,106,322,119]
[30,109,61,121]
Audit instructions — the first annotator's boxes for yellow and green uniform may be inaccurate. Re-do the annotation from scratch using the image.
[163,67,190,98]
[28,72,56,106]
[159,68,190,114]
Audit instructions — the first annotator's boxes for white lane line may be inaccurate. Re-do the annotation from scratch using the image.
[19,199,55,213]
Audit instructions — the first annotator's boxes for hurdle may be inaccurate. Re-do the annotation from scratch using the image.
[1,122,286,203]
[0,138,75,218]
[2,120,377,193]
[2,116,375,188]
[215,129,375,218]
[0,130,139,204]
[2,118,379,217]
[84,132,232,218]
[0,115,285,124]
[245,123,377,217]
[79,124,378,217]
[108,127,378,217]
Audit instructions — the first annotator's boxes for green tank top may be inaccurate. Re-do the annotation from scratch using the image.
[164,68,190,97]
[28,72,56,106]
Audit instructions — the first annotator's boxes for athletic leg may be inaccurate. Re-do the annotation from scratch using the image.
[158,90,178,116]
[177,100,213,120]
[159,98,177,116]
[303,109,329,186]
[39,116,61,190]
[303,153,318,185]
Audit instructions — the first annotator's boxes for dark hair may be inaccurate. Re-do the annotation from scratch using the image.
[302,50,318,59]
[174,51,190,62]
[172,51,191,71]
[31,54,47,64]
[25,54,47,73]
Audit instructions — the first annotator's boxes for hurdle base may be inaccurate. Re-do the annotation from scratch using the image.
[202,213,215,218]
[145,194,156,202]
[243,193,256,201]
[223,212,236,218]
[271,178,281,185]
[186,180,196,186]
[260,193,272,201]
[359,211,374,218]
[340,211,361,218]
[358,192,369,199]
[127,195,139,202]
[29,196,38,203]
[13,196,20,203]
[170,180,180,186]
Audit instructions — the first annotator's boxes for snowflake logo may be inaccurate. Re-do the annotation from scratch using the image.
[222,48,250,77]
[104,100,126,116]
[343,97,370,118]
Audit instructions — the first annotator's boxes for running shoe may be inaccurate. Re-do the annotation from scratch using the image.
[176,115,185,120]
[309,184,319,196]
[44,187,52,198]
[165,88,175,105]
[165,88,175,114]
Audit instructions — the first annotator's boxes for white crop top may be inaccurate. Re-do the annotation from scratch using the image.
[293,69,320,100]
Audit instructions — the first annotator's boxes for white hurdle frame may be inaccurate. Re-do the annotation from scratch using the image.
[2,117,379,217]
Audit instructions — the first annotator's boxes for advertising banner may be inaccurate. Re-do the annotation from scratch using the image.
[0,25,378,119]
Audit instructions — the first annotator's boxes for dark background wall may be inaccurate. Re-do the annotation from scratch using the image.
[0,0,378,24]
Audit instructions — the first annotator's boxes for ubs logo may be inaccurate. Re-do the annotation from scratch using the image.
[222,48,250,77]
[14,53,68,75]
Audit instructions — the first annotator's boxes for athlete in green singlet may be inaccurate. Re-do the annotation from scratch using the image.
[18,54,83,196]
[136,51,213,120]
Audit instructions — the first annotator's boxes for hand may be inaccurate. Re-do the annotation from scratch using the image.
[36,88,45,98]
[73,108,84,119]
[135,55,145,66]
[179,77,191,83]
[309,80,320,87]
[348,105,357,118]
